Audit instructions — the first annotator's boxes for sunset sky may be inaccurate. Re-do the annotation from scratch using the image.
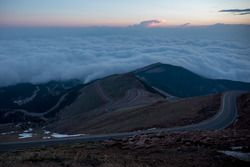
[0,0,250,27]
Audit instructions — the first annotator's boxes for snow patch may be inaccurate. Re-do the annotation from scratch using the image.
[43,130,50,134]
[51,133,85,138]
[42,136,51,139]
[219,151,250,162]
[18,133,32,139]
[1,131,15,135]
[23,128,33,133]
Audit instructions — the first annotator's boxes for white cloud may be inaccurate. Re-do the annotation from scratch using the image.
[0,26,250,87]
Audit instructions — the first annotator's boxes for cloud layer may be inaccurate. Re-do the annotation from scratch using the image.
[0,25,250,87]
[219,8,250,15]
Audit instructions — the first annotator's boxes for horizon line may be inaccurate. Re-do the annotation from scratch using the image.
[1,23,250,29]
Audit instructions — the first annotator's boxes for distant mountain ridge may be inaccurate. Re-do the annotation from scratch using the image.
[134,62,250,97]
[0,80,82,123]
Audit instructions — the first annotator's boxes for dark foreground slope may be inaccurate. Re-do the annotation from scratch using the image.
[1,93,249,167]
[135,63,250,97]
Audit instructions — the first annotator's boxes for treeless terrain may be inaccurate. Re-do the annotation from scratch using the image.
[0,93,221,141]
[0,93,249,167]
[48,73,163,134]
[50,93,221,134]
[0,73,221,141]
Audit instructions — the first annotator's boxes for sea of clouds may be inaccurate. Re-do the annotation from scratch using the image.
[0,25,250,87]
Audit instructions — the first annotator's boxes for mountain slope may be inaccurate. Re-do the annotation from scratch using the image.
[50,93,220,134]
[0,73,163,124]
[0,80,82,123]
[1,62,249,135]
[134,63,250,97]
[48,73,164,133]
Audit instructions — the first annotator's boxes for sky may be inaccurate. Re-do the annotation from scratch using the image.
[0,0,250,27]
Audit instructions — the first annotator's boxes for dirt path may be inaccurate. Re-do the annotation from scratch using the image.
[94,81,113,103]
[93,80,160,112]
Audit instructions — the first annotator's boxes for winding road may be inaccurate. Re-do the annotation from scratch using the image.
[0,91,243,151]
[3,92,69,121]
[94,81,160,112]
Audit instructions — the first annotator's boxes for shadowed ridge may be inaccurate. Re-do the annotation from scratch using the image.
[135,62,250,97]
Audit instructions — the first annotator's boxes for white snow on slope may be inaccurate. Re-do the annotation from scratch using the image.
[219,151,250,162]
[51,133,85,138]
[18,133,32,139]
